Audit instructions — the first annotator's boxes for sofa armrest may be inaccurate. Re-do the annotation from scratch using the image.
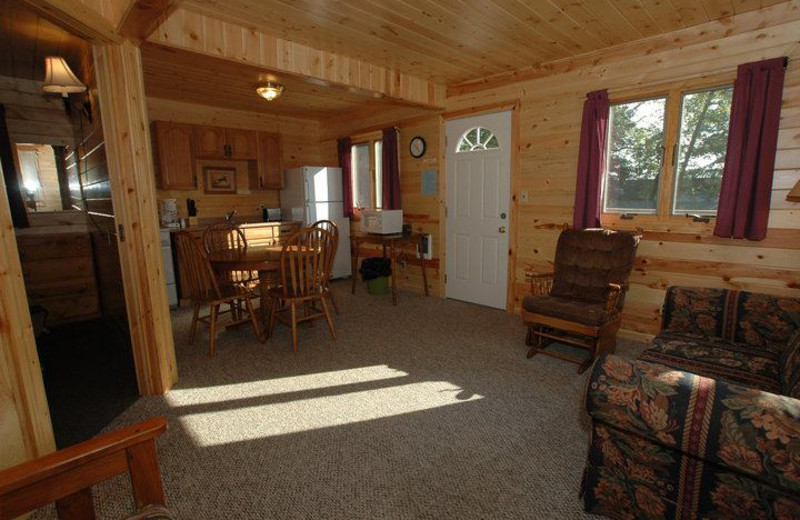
[525,271,554,296]
[586,355,800,493]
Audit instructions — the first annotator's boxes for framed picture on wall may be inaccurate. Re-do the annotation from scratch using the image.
[203,167,237,194]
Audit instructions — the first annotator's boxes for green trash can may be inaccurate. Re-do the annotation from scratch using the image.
[367,276,389,295]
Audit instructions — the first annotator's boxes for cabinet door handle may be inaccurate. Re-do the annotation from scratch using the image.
[259,177,263,189]
[193,175,198,189]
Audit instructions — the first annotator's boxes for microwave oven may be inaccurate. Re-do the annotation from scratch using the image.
[362,209,403,235]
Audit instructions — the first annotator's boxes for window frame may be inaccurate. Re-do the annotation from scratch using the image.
[600,75,735,231]
[350,131,383,211]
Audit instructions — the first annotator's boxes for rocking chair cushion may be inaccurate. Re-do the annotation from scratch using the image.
[522,294,615,327]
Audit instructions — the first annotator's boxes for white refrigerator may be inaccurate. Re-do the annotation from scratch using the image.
[281,166,352,279]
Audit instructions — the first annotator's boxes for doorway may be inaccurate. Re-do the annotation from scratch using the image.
[445,110,512,310]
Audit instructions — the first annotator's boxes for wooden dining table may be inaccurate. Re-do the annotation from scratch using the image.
[208,245,282,334]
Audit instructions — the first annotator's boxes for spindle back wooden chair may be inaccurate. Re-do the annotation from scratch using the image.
[202,222,255,286]
[174,231,261,356]
[268,227,337,351]
[311,219,340,313]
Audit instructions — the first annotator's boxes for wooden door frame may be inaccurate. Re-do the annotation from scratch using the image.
[439,100,521,312]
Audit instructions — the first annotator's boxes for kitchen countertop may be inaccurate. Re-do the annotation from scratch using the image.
[163,220,303,233]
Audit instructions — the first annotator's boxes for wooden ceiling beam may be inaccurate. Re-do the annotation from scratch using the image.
[118,0,180,41]
[147,8,445,110]
[16,0,121,44]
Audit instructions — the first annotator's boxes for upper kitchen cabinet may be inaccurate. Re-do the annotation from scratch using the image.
[227,129,258,160]
[152,121,196,190]
[255,132,284,189]
[194,126,257,160]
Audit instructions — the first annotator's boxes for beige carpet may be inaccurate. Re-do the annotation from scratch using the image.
[33,282,646,519]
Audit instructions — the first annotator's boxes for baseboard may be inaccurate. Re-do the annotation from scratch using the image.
[618,328,655,343]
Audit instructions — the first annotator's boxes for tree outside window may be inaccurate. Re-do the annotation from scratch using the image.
[602,83,733,222]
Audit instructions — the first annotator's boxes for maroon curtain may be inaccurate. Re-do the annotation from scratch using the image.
[573,90,609,230]
[381,127,401,210]
[337,136,353,217]
[714,57,786,241]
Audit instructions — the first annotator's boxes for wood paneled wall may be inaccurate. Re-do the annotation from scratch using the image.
[147,97,321,220]
[320,111,443,296]
[443,6,800,337]
[0,76,75,146]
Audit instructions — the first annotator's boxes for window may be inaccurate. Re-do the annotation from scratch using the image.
[602,84,733,221]
[351,135,382,209]
[457,127,499,152]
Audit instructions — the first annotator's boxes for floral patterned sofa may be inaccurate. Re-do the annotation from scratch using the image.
[582,286,800,520]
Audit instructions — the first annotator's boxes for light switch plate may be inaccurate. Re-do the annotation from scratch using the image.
[520,190,529,203]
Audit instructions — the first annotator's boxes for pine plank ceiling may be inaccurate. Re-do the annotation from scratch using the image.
[181,0,791,85]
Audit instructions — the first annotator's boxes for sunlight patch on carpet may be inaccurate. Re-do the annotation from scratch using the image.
[176,381,484,446]
[167,365,409,405]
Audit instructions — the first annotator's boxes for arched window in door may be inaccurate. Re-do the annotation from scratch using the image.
[456,127,500,152]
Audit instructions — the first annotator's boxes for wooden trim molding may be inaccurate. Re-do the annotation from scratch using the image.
[17,0,121,44]
[788,180,800,202]
[0,166,56,471]
[93,40,177,395]
[118,0,178,41]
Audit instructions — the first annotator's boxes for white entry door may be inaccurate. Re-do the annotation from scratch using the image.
[446,110,512,309]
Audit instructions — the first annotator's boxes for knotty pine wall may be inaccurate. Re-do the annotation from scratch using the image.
[443,4,800,337]
[322,4,800,336]
[147,97,322,220]
[320,108,443,296]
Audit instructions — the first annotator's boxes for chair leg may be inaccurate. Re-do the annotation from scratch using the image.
[208,304,219,357]
[328,286,339,315]
[189,303,200,344]
[320,296,337,341]
[245,298,264,343]
[290,302,298,351]
[268,297,279,339]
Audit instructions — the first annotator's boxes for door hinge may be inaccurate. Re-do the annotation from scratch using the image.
[444,206,448,218]
[117,224,125,242]
[444,274,447,284]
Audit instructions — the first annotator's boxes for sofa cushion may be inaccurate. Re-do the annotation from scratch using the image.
[780,331,800,398]
[522,294,614,327]
[640,332,782,394]
[550,229,639,309]
[732,291,800,347]
[661,286,730,339]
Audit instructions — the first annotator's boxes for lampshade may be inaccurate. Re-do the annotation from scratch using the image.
[255,81,284,101]
[42,57,86,97]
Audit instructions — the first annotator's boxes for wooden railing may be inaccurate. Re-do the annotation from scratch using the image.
[0,417,169,520]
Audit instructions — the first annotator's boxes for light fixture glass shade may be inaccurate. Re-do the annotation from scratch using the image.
[255,81,284,101]
[42,57,87,98]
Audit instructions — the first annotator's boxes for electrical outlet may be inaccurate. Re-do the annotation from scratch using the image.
[520,190,529,203]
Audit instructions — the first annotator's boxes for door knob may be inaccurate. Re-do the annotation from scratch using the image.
[499,226,506,234]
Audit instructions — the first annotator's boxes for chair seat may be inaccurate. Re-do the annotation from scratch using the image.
[522,294,614,327]
[639,331,782,394]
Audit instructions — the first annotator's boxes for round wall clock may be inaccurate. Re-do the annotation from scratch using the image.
[409,136,426,158]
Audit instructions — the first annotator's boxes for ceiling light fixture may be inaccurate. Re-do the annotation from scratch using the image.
[42,56,86,97]
[255,81,284,101]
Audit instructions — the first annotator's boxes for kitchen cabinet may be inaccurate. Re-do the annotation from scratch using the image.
[227,129,258,160]
[254,131,284,189]
[152,121,196,190]
[194,126,257,160]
